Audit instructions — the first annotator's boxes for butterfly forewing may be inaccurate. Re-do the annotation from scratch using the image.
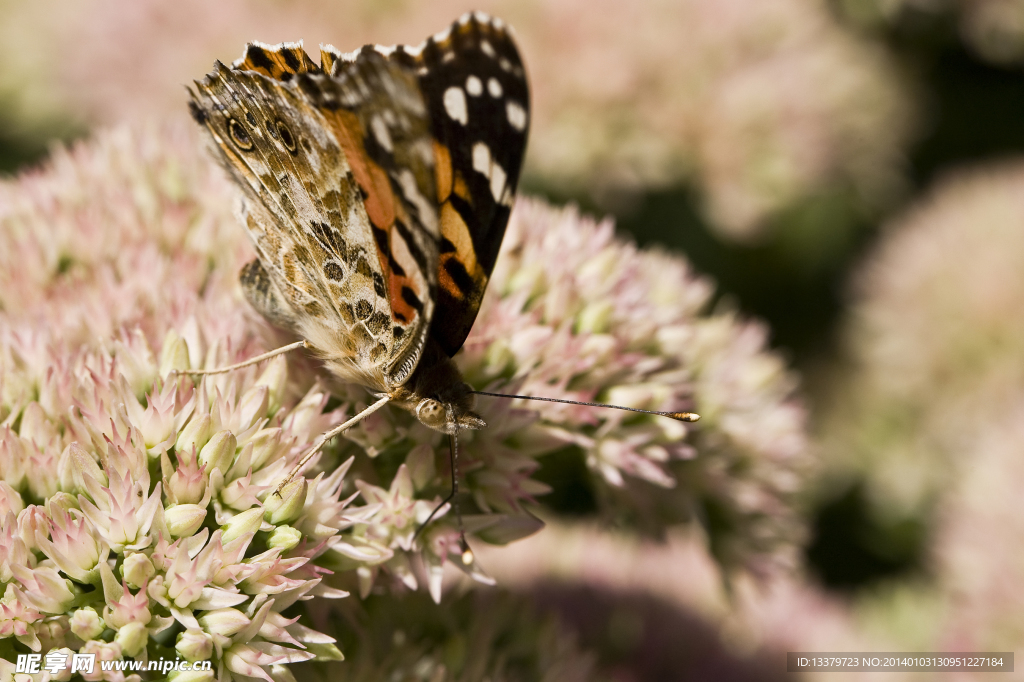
[394,14,531,357]
[295,46,443,386]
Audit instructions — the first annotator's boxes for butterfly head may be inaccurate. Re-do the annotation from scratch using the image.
[388,340,486,434]
[414,395,486,434]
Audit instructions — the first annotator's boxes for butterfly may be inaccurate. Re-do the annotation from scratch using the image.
[187,12,696,558]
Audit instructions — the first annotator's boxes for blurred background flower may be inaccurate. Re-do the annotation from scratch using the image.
[836,0,1024,66]
[3,0,1024,677]
[0,0,915,245]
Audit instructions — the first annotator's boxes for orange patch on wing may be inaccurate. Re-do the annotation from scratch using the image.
[319,48,338,75]
[438,255,463,300]
[433,139,452,203]
[438,201,483,300]
[324,110,425,325]
[238,46,318,79]
[324,110,396,233]
[389,272,418,322]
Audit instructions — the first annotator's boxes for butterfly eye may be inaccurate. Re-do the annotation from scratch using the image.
[276,120,297,153]
[227,118,253,151]
[416,399,446,429]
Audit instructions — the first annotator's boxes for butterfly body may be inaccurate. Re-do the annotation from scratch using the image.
[188,12,529,435]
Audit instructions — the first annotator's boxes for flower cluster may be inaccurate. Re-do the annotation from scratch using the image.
[0,125,381,679]
[0,122,812,676]
[822,162,1024,653]
[827,162,1024,518]
[0,0,913,241]
[0,339,359,681]
[463,201,812,577]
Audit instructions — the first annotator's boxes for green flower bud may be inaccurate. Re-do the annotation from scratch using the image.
[263,478,306,525]
[115,621,149,657]
[254,355,288,416]
[121,552,155,588]
[221,507,264,543]
[165,504,208,538]
[197,608,250,637]
[176,628,214,662]
[266,525,302,551]
[160,330,192,376]
[70,607,105,641]
[177,414,213,457]
[169,671,215,682]
[198,430,236,474]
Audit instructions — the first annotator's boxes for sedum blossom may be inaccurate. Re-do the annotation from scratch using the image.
[0,123,811,675]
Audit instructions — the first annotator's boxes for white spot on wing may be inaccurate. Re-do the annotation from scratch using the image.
[371,116,393,152]
[480,40,496,58]
[433,26,452,44]
[506,101,527,131]
[487,78,503,98]
[466,75,483,96]
[489,162,507,203]
[443,86,468,125]
[472,142,491,176]
[396,170,439,238]
[471,142,509,203]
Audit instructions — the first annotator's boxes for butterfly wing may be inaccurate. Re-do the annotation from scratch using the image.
[189,43,440,390]
[393,13,531,357]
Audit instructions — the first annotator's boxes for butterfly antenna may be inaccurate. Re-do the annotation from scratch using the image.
[171,340,309,376]
[471,390,701,422]
[413,404,473,566]
[273,395,391,497]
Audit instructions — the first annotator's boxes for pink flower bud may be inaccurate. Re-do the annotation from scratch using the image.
[0,482,24,517]
[168,447,207,505]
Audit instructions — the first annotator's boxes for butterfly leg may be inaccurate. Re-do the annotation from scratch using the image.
[274,395,392,496]
[172,259,309,376]
[413,406,474,566]
[171,339,308,376]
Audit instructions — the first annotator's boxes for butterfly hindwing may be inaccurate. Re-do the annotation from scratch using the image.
[393,13,531,357]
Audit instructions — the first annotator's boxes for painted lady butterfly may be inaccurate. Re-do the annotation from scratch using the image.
[187,12,695,557]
